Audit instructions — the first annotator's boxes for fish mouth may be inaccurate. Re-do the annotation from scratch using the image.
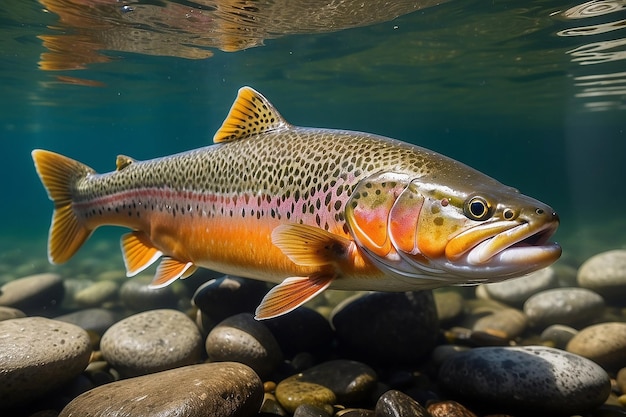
[444,218,561,278]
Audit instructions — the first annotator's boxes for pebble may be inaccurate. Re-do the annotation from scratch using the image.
[481,267,557,307]
[264,307,334,358]
[293,403,333,417]
[0,305,26,321]
[331,291,439,365]
[566,322,626,370]
[119,274,180,311]
[618,367,626,394]
[336,409,375,417]
[540,324,578,349]
[0,317,92,410]
[288,360,378,405]
[433,290,465,324]
[73,280,119,307]
[427,400,477,417]
[0,273,64,315]
[438,345,611,415]
[275,376,336,414]
[374,389,430,417]
[193,275,268,327]
[260,392,288,416]
[578,250,626,303]
[472,308,528,340]
[59,362,263,417]
[523,287,605,328]
[100,309,203,377]
[54,308,118,336]
[205,312,283,378]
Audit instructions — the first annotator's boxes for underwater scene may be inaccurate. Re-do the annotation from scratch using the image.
[1,0,626,415]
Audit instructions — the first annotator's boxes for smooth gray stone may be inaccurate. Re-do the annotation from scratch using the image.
[438,346,611,415]
[567,322,626,371]
[0,273,64,315]
[59,362,263,417]
[119,274,180,311]
[100,309,203,377]
[54,308,118,335]
[0,317,92,409]
[331,291,438,365]
[73,280,118,307]
[482,267,557,307]
[206,312,283,378]
[375,390,430,417]
[578,250,626,303]
[523,287,605,328]
[540,324,578,349]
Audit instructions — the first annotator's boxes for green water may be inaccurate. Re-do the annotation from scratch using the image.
[1,0,625,280]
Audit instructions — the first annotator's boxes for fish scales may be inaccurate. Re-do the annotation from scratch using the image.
[32,86,561,319]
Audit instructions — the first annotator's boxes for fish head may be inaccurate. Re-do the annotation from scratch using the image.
[346,172,561,286]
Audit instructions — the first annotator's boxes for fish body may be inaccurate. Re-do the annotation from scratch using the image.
[32,87,561,319]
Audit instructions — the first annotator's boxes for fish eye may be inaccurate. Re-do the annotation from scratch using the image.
[464,196,491,221]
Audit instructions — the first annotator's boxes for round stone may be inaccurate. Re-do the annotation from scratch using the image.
[0,317,92,409]
[566,322,626,371]
[482,267,557,307]
[375,390,430,417]
[0,306,26,321]
[289,360,377,405]
[433,290,465,325]
[54,308,118,336]
[617,367,626,394]
[438,346,611,414]
[0,273,64,315]
[193,275,268,325]
[331,291,439,365]
[119,275,181,311]
[59,362,263,417]
[523,287,605,328]
[540,324,578,349]
[578,250,626,303]
[263,307,334,358]
[205,312,283,378]
[427,400,477,417]
[100,309,203,377]
[275,376,337,414]
[472,308,528,340]
[74,280,119,307]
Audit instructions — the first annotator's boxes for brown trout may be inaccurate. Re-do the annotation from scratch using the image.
[32,86,561,319]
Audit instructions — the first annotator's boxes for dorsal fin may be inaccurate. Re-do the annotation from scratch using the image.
[213,86,289,143]
[116,155,135,171]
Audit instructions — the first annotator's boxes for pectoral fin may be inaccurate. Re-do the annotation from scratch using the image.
[121,231,163,277]
[254,273,333,320]
[271,223,353,267]
[149,257,197,288]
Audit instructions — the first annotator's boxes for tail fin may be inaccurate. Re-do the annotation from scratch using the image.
[31,149,95,264]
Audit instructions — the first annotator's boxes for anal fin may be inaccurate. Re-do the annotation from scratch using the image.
[149,257,196,288]
[254,273,333,320]
[121,231,162,277]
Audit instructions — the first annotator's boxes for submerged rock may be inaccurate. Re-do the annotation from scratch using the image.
[438,345,611,415]
[0,317,91,409]
[578,250,626,303]
[567,322,626,371]
[100,309,203,377]
[59,362,263,417]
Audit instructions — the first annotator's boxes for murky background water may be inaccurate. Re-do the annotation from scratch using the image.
[1,0,625,279]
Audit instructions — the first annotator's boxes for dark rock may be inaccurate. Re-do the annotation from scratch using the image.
[331,291,438,365]
[438,346,611,415]
[54,308,118,335]
[0,273,64,315]
[119,274,180,311]
[206,312,283,378]
[374,390,431,417]
[264,307,334,358]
